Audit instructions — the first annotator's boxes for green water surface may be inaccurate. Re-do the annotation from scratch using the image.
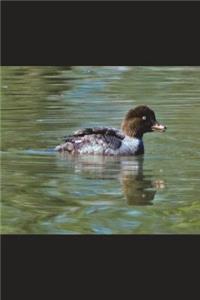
[1,66,200,234]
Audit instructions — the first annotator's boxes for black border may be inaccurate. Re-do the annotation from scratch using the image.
[2,234,200,299]
[2,1,200,65]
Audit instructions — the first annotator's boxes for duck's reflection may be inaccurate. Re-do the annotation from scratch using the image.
[57,153,165,206]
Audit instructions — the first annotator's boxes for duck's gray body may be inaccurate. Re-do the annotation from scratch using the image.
[55,127,144,156]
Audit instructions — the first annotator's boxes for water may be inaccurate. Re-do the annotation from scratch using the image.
[1,66,200,234]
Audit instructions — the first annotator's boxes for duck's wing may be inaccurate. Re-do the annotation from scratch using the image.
[72,127,124,139]
[59,127,125,152]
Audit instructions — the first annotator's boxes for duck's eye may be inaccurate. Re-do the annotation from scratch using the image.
[142,116,146,120]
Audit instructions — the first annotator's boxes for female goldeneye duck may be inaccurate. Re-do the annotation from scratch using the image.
[55,105,166,156]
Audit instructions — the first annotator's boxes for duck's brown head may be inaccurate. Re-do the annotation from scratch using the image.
[121,105,166,138]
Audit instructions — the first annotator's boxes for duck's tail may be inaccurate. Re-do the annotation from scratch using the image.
[55,142,74,152]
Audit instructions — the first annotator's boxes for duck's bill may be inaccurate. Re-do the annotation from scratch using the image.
[151,122,167,132]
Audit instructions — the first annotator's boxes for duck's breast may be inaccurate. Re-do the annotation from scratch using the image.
[118,137,143,155]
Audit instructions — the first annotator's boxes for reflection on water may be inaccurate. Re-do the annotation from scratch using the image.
[1,66,200,234]
[57,153,163,206]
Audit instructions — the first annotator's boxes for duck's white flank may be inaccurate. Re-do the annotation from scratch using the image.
[76,136,142,155]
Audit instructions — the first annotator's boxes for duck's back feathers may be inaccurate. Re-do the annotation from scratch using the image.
[70,127,124,140]
[56,127,126,154]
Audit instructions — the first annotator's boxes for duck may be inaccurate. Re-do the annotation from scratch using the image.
[55,105,166,156]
